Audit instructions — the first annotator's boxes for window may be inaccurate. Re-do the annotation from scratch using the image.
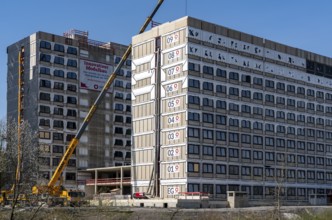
[216,131,226,141]
[203,98,213,107]
[188,127,200,138]
[216,147,226,157]
[40,67,50,75]
[216,164,226,174]
[241,90,251,98]
[253,151,263,160]
[297,101,305,108]
[67,96,77,104]
[114,80,123,88]
[276,97,285,105]
[114,127,123,134]
[188,144,200,155]
[317,91,324,99]
[39,119,50,127]
[265,152,275,161]
[114,139,123,146]
[188,112,200,121]
[67,84,77,92]
[229,72,239,80]
[242,166,251,176]
[253,107,263,115]
[241,75,251,83]
[297,155,305,164]
[229,148,239,158]
[66,134,75,142]
[241,134,251,144]
[203,65,214,75]
[287,99,295,106]
[188,183,200,192]
[265,137,275,146]
[54,82,64,90]
[265,124,274,132]
[216,68,226,77]
[229,118,239,127]
[265,94,274,103]
[202,184,214,194]
[287,85,295,93]
[241,150,251,159]
[253,186,263,195]
[40,92,50,101]
[297,87,305,95]
[125,83,131,89]
[54,56,64,65]
[67,122,76,129]
[67,46,77,55]
[54,69,64,77]
[203,163,213,173]
[229,87,239,96]
[189,79,200,88]
[265,109,274,117]
[188,96,200,105]
[276,139,285,148]
[203,145,213,156]
[287,140,296,149]
[216,100,226,109]
[216,85,226,93]
[67,72,77,79]
[40,105,50,114]
[53,120,64,128]
[277,82,285,90]
[66,173,76,181]
[297,114,305,122]
[216,115,226,125]
[253,167,263,176]
[253,136,263,145]
[188,162,200,173]
[253,92,263,100]
[253,122,263,130]
[68,159,76,167]
[203,82,213,91]
[277,125,285,133]
[317,104,324,112]
[265,79,274,88]
[229,103,239,111]
[307,102,315,110]
[276,111,285,119]
[253,77,263,85]
[53,94,64,102]
[115,103,124,111]
[241,105,251,113]
[40,53,51,62]
[53,132,64,141]
[53,145,63,153]
[40,41,51,49]
[229,165,239,175]
[229,132,239,142]
[40,79,51,88]
[241,120,251,128]
[67,59,77,68]
[54,107,63,115]
[54,43,65,52]
[203,113,213,123]
[188,62,200,72]
[202,129,213,139]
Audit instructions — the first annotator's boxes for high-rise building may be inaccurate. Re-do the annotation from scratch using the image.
[131,16,332,201]
[7,30,132,189]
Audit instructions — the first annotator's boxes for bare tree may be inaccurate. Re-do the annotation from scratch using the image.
[0,119,40,219]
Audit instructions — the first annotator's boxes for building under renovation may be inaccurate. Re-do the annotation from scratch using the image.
[7,30,132,190]
[131,16,332,201]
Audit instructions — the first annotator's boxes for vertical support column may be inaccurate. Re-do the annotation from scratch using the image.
[94,170,97,195]
[154,37,161,197]
[120,167,123,195]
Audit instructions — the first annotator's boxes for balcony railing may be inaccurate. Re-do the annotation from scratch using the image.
[85,177,131,186]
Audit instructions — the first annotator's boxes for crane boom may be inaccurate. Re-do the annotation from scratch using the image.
[48,0,165,189]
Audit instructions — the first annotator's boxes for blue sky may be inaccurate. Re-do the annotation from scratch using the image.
[1,0,332,120]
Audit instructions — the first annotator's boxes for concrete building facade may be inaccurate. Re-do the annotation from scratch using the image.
[131,16,332,201]
[7,30,132,189]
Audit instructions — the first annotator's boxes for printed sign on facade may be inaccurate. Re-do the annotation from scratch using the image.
[80,60,113,91]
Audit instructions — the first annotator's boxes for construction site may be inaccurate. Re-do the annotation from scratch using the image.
[3,0,332,219]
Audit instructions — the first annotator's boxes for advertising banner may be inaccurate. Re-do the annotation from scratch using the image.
[80,60,113,91]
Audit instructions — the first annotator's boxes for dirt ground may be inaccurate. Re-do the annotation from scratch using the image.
[1,206,332,220]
